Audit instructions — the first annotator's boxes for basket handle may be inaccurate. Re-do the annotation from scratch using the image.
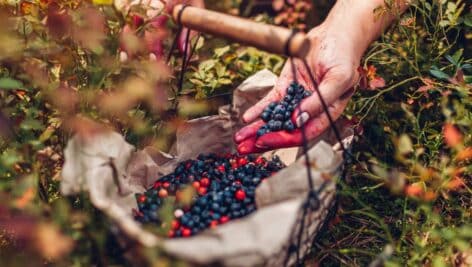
[172,4,310,58]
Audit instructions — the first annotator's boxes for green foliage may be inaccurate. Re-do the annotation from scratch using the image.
[189,45,284,98]
[312,1,472,266]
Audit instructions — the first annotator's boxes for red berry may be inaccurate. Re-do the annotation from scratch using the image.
[198,187,207,195]
[255,156,265,165]
[168,230,175,237]
[219,216,230,224]
[163,182,170,188]
[185,162,192,169]
[171,220,180,230]
[238,157,248,166]
[235,189,246,201]
[200,177,210,187]
[138,194,146,203]
[159,188,168,198]
[152,181,161,189]
[192,181,200,189]
[231,162,238,169]
[217,165,225,172]
[210,220,218,228]
[182,228,192,237]
[234,181,241,186]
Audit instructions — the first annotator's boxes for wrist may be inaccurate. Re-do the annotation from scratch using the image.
[320,0,407,59]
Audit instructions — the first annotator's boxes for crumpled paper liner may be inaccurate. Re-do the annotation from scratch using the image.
[61,69,355,266]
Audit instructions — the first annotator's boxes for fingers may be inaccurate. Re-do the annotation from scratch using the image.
[236,136,266,155]
[254,96,350,150]
[242,61,306,123]
[242,89,281,123]
[292,67,357,127]
[234,120,265,143]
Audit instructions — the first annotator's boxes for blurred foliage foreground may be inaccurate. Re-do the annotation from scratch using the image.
[0,0,471,266]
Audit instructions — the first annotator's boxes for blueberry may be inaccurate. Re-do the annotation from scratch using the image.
[225,197,233,204]
[175,230,182,237]
[274,114,284,121]
[230,203,241,211]
[232,211,241,218]
[274,105,286,114]
[268,102,277,109]
[212,213,221,220]
[273,121,282,131]
[296,85,305,94]
[261,111,271,122]
[287,85,296,95]
[192,206,202,213]
[219,206,228,214]
[284,121,295,131]
[284,95,293,102]
[284,111,292,120]
[202,211,210,219]
[303,90,312,98]
[186,220,195,228]
[257,128,266,137]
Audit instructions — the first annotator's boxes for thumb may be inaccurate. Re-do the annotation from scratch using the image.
[292,68,357,127]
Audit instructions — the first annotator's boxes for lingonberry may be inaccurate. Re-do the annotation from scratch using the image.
[235,189,246,201]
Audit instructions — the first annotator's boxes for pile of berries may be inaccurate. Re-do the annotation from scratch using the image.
[257,82,311,137]
[133,153,285,238]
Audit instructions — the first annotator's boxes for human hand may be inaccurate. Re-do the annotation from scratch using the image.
[234,23,361,154]
[119,0,204,61]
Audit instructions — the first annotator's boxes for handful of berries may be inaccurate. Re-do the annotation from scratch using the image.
[257,82,311,137]
[134,153,285,238]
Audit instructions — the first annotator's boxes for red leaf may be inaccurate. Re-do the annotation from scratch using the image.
[443,123,463,147]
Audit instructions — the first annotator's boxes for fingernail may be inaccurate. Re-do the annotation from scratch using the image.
[149,53,157,61]
[119,51,128,62]
[255,140,269,149]
[295,112,310,127]
[234,132,243,142]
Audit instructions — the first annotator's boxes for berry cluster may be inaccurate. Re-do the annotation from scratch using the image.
[133,153,285,238]
[257,82,311,137]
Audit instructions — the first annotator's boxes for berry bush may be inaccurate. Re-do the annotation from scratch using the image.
[0,0,470,266]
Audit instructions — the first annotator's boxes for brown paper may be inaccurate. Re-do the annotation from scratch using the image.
[61,69,355,266]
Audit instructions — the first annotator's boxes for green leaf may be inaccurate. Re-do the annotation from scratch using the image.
[92,0,113,4]
[451,49,463,64]
[445,55,458,66]
[217,78,232,85]
[397,134,413,155]
[429,67,450,80]
[20,119,44,131]
[0,78,24,90]
[214,46,230,58]
[189,78,205,86]
[464,13,472,27]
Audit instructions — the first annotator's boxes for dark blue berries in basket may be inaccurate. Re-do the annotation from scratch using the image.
[257,82,311,137]
[133,153,285,238]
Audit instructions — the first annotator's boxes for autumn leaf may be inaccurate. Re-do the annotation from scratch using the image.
[405,183,423,197]
[35,223,74,260]
[13,187,35,209]
[456,147,472,161]
[92,0,113,5]
[369,76,386,89]
[443,123,463,148]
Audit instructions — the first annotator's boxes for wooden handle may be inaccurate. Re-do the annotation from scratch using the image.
[173,5,310,58]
